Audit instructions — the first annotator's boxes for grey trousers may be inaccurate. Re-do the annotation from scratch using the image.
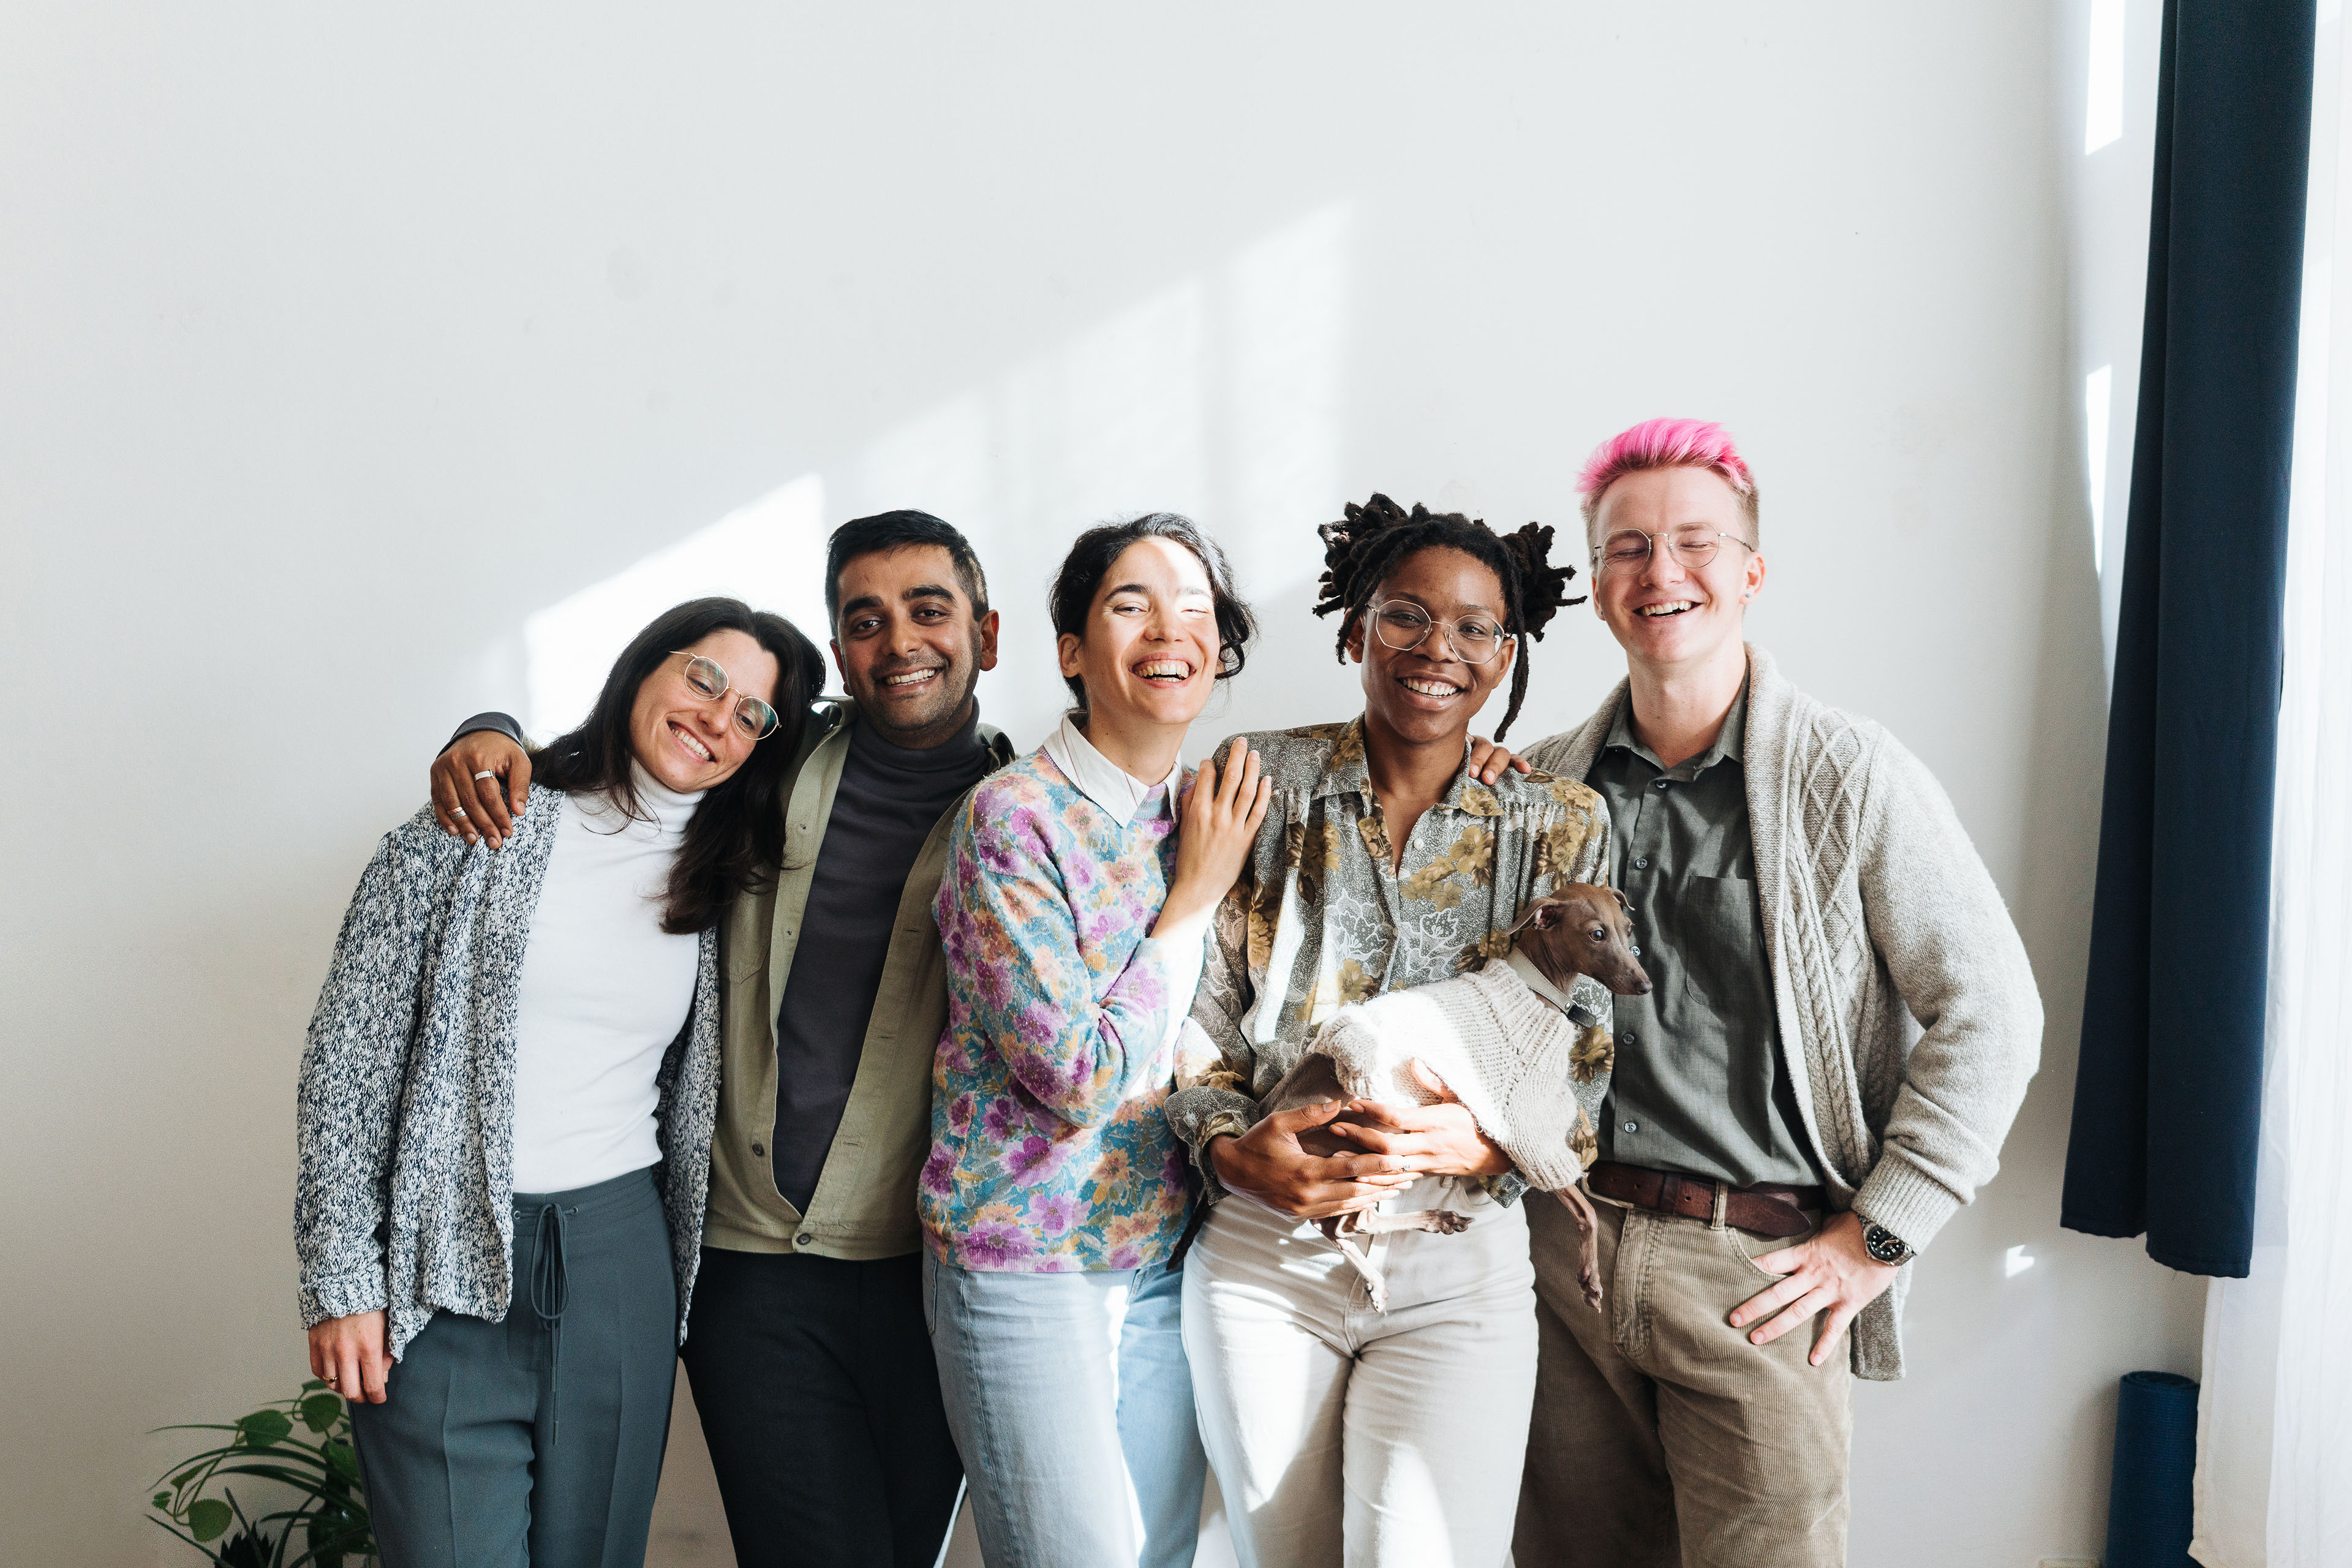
[352,1167,679,1568]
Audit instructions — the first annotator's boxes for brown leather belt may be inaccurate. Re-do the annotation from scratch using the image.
[1586,1161,1824,1240]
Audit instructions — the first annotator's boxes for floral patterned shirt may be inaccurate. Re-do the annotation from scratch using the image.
[1164,718,1618,1196]
[921,747,1211,1272]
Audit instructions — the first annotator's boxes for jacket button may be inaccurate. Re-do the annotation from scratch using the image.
[795,1234,814,1247]
[1623,1120,1640,1133]
[1633,856,1651,870]
[1621,1031,1638,1046]
[750,1142,765,1157]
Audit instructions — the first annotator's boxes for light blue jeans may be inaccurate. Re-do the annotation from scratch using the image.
[923,1251,1207,1568]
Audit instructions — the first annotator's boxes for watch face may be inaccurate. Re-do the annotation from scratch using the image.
[1864,1224,1907,1264]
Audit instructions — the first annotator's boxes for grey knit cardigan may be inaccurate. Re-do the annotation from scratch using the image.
[294,788,722,1358]
[1525,645,2043,1380]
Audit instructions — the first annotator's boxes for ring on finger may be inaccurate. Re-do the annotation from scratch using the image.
[473,770,497,783]
[453,807,469,818]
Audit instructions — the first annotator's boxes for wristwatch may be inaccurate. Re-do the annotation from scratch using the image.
[1857,1216,1915,1267]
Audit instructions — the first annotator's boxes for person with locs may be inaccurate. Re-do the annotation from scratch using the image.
[1510,419,2043,1568]
[1162,497,1613,1568]
[298,597,826,1568]
[921,513,1270,1567]
[428,512,1008,1568]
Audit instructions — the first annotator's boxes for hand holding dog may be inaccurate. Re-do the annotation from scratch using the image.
[1728,1211,1901,1365]
[1325,1060,1513,1178]
[1208,1102,1420,1219]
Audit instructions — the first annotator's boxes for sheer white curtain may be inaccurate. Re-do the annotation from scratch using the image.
[2190,4,2352,1562]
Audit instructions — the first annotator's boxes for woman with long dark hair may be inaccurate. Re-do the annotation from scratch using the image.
[921,513,1268,1567]
[1163,497,1616,1566]
[295,596,824,1568]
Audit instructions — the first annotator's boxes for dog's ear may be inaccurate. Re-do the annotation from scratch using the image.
[1506,897,1565,936]
[1608,886,1630,915]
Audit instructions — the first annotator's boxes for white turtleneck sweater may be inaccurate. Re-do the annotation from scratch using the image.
[508,766,706,1194]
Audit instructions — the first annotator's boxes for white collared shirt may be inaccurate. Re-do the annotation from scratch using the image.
[1043,714,1181,825]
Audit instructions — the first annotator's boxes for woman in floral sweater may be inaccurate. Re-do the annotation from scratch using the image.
[921,513,1272,1568]
[1163,497,1612,1567]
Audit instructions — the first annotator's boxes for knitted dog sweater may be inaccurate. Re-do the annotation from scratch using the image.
[1309,962,1600,1193]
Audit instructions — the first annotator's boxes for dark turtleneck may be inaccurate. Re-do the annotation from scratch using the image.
[770,707,992,1213]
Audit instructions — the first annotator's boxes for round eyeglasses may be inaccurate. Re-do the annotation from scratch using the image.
[1592,525,1758,575]
[1367,599,1512,665]
[673,652,781,742]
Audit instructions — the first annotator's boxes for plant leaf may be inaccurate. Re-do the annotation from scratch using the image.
[188,1497,233,1542]
[298,1393,342,1433]
[322,1440,360,1482]
[152,1491,172,1510]
[237,1411,295,1447]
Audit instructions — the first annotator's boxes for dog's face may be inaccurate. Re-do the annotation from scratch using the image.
[1510,883,1653,998]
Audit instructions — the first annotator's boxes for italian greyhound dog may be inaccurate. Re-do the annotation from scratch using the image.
[1264,883,1652,1310]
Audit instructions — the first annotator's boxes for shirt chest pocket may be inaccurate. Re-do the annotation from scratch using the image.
[722,922,769,986]
[1670,874,1773,1016]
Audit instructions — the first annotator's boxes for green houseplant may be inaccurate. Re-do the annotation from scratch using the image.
[149,1379,375,1567]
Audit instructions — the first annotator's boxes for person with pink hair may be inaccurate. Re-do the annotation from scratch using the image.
[1510,418,2043,1566]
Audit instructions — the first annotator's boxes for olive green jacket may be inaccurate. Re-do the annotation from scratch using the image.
[702,699,1016,1257]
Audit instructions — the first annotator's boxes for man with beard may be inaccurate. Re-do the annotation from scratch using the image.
[430,511,1007,1567]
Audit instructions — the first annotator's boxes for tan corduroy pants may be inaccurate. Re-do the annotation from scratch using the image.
[1512,1192,1852,1568]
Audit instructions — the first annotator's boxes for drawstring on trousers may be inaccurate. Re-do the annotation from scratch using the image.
[528,1201,578,1447]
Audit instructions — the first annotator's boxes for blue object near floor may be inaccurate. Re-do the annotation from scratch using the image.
[2106,1371,2199,1568]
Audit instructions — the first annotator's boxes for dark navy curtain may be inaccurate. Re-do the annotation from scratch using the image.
[2060,0,2314,1278]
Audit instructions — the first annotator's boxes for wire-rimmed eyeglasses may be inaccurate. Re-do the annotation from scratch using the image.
[1366,599,1513,665]
[1591,526,1758,575]
[672,652,781,742]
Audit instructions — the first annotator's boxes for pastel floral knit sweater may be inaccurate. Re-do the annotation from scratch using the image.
[921,747,1212,1272]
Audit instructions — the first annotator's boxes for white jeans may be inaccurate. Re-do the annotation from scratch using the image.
[1181,1176,1537,1568]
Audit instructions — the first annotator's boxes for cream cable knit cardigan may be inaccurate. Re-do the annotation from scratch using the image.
[1524,645,2042,1380]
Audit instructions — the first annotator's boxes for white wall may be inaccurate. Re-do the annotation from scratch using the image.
[0,6,2198,1564]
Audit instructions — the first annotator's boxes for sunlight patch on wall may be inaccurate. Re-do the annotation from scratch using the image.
[2085,364,2114,578]
[2085,0,2126,154]
[522,474,829,737]
[1226,203,1352,602]
[851,202,1354,748]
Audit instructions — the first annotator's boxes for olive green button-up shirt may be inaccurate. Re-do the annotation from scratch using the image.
[1585,683,1824,1188]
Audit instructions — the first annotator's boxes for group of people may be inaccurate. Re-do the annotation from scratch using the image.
[293,417,2043,1568]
